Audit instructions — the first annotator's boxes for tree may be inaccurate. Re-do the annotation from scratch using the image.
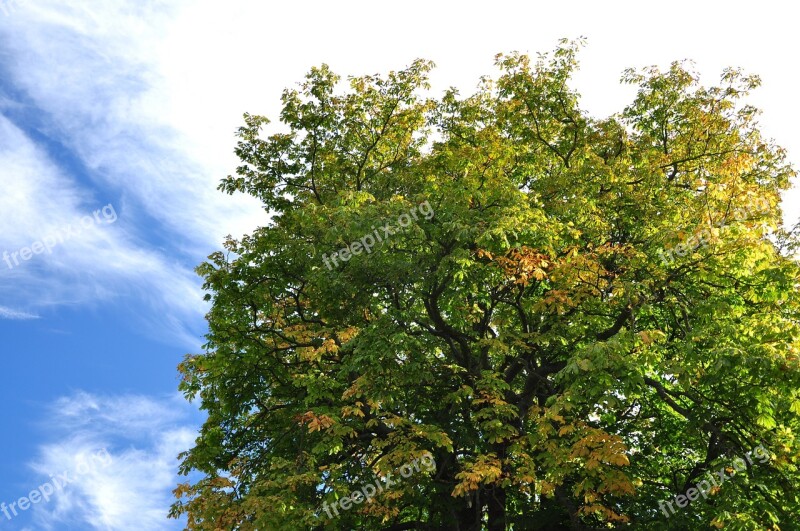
[170,40,800,530]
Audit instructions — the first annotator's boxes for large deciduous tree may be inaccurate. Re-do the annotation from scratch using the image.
[170,41,800,529]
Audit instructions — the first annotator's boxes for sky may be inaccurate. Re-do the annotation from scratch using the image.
[0,1,798,529]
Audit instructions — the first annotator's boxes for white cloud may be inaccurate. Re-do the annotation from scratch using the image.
[24,392,199,531]
[0,1,263,346]
[1,0,265,254]
[0,305,38,320]
[0,113,207,346]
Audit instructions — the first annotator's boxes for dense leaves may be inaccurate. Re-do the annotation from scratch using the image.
[171,41,800,530]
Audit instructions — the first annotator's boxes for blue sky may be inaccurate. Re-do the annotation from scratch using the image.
[1,0,798,529]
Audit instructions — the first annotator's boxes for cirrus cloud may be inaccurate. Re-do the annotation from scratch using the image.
[22,391,200,531]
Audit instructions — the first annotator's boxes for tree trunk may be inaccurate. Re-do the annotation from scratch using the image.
[487,484,507,531]
[453,504,480,531]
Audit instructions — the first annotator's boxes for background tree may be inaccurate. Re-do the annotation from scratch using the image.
[170,40,800,530]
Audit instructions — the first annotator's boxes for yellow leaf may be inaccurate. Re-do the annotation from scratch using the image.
[558,425,575,436]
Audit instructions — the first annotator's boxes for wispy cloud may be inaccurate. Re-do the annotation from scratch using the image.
[0,305,38,320]
[1,0,265,253]
[0,0,265,346]
[0,114,207,346]
[23,391,199,530]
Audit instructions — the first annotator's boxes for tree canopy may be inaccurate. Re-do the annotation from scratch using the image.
[170,40,800,530]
